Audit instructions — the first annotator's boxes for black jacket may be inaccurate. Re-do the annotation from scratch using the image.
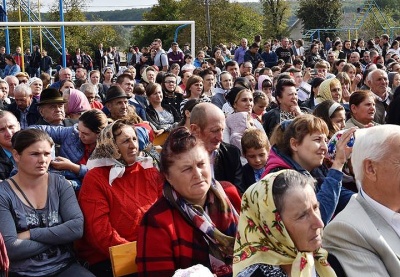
[0,147,13,180]
[145,103,180,132]
[214,142,244,193]
[242,163,257,192]
[7,98,42,127]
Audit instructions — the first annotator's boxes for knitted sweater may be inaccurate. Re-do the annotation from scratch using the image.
[76,163,163,265]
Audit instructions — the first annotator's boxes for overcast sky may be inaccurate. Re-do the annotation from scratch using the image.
[38,0,254,12]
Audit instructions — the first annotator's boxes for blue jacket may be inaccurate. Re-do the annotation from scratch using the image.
[265,146,354,225]
[3,64,20,77]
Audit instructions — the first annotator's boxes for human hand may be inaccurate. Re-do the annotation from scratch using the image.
[331,127,357,169]
[17,230,30,240]
[289,105,302,116]
[51,156,73,171]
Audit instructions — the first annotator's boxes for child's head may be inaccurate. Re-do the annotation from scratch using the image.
[241,129,271,170]
[253,91,269,116]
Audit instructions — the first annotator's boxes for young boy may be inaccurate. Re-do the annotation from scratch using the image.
[241,129,271,191]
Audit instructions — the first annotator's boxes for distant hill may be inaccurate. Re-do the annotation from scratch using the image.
[84,8,151,21]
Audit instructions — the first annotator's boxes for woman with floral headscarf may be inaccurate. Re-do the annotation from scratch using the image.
[233,170,337,277]
[76,120,163,277]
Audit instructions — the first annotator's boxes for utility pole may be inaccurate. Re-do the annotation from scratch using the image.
[205,0,211,48]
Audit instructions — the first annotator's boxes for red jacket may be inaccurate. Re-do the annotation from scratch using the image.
[76,163,163,265]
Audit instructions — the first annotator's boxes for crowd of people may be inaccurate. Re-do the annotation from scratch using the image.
[0,33,399,277]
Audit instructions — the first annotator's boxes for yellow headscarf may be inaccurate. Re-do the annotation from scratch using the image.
[233,170,336,277]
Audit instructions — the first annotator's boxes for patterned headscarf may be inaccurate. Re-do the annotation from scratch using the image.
[87,120,153,185]
[233,170,336,277]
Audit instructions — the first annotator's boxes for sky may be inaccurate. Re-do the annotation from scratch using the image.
[38,0,255,12]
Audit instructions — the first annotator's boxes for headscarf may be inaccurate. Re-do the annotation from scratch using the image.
[233,170,336,277]
[66,89,91,115]
[257,75,272,91]
[86,120,153,185]
[316,78,341,104]
[163,179,239,276]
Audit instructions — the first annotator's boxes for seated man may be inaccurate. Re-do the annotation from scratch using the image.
[323,125,400,276]
[0,111,20,180]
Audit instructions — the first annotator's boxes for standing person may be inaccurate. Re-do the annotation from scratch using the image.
[76,120,162,277]
[23,48,31,72]
[234,38,248,65]
[112,47,120,74]
[260,41,278,68]
[81,50,93,72]
[40,49,53,76]
[275,37,293,64]
[0,47,6,75]
[167,42,184,67]
[94,43,103,70]
[137,127,239,277]
[12,46,23,69]
[0,129,95,277]
[29,45,41,78]
[152,38,168,72]
[244,43,262,69]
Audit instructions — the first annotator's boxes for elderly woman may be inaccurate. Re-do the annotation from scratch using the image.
[28,77,44,100]
[80,83,103,109]
[76,120,162,277]
[137,127,240,277]
[62,88,91,120]
[145,83,180,135]
[316,78,343,104]
[233,170,337,277]
[345,90,378,128]
[264,114,355,225]
[0,129,94,276]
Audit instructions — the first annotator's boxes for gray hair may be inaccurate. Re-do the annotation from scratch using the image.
[80,83,96,94]
[14,84,32,96]
[366,69,387,84]
[351,125,400,184]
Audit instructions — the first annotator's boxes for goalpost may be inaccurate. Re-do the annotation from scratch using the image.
[0,20,196,67]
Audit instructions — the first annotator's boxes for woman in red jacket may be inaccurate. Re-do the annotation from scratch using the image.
[76,120,163,277]
[136,127,240,277]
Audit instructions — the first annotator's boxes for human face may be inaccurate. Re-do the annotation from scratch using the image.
[194,110,225,153]
[293,72,303,87]
[146,70,156,83]
[226,64,239,79]
[106,98,128,119]
[245,75,256,90]
[363,53,371,63]
[60,69,72,81]
[257,61,265,69]
[331,109,346,130]
[234,89,253,112]
[0,82,7,99]
[330,83,342,102]
[30,81,43,97]
[115,125,138,165]
[75,68,86,79]
[392,73,400,88]
[84,90,96,104]
[13,140,52,176]
[14,91,32,110]
[220,73,233,90]
[280,185,324,252]
[243,62,253,74]
[90,72,100,85]
[189,82,203,98]
[0,114,20,150]
[120,77,134,96]
[291,131,328,172]
[337,62,345,72]
[164,76,177,92]
[351,96,376,125]
[6,78,18,94]
[60,81,74,93]
[165,145,211,206]
[149,87,163,105]
[316,68,327,78]
[202,74,215,91]
[104,69,113,80]
[182,72,192,85]
[244,147,268,170]
[39,103,65,125]
[278,86,298,111]
[253,98,268,116]
[281,38,289,48]
[197,52,205,61]
[241,39,248,48]
[171,66,180,77]
[78,121,98,146]
[346,68,356,82]
[327,54,335,63]
[368,71,388,98]
[18,76,29,84]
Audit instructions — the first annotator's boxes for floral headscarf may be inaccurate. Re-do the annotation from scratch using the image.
[86,120,153,185]
[233,170,336,277]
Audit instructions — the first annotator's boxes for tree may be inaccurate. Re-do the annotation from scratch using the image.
[296,0,342,33]
[261,0,291,39]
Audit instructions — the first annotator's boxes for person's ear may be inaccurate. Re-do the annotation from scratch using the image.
[190,124,199,135]
[289,137,299,152]
[12,149,20,163]
[363,159,378,183]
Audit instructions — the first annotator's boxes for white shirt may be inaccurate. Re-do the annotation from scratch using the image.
[361,187,400,238]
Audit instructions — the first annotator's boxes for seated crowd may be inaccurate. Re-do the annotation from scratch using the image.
[0,33,400,277]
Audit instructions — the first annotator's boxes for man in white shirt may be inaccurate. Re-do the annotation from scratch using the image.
[323,125,400,277]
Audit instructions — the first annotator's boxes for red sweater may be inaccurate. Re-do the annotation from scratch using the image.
[76,163,163,265]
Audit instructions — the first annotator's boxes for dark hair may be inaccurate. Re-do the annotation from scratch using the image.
[12,129,54,154]
[275,78,296,103]
[349,90,374,115]
[79,109,108,134]
[233,77,251,90]
[116,73,134,84]
[145,82,162,98]
[179,99,201,126]
[185,75,203,98]
[5,54,16,64]
[160,126,200,175]
[313,100,345,137]
[272,170,315,213]
[111,120,135,138]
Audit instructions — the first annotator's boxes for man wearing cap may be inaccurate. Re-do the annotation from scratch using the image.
[7,84,41,129]
[36,88,76,126]
[49,67,73,90]
[0,110,20,180]
[103,86,130,120]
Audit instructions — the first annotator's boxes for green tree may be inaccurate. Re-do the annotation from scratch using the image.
[296,0,342,33]
[261,0,291,39]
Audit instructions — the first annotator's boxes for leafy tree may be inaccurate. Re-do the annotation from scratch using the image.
[261,0,291,39]
[296,0,342,33]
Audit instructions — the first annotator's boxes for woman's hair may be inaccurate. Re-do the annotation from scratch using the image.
[160,126,201,175]
[59,79,75,91]
[241,128,270,155]
[169,63,180,72]
[162,72,177,90]
[233,77,252,90]
[111,120,135,139]
[272,170,315,213]
[342,63,356,75]
[185,75,203,98]
[336,72,351,85]
[253,90,268,105]
[5,54,16,64]
[79,109,108,134]
[349,90,374,115]
[145,82,162,98]
[12,129,54,154]
[271,114,329,156]
[313,100,344,137]
[89,70,101,78]
[275,78,296,103]
[178,98,201,126]
[262,78,273,89]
